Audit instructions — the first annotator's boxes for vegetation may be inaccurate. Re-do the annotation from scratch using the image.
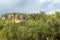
[0,11,60,40]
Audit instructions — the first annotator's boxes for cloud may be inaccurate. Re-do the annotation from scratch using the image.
[0,0,28,14]
[0,0,60,14]
[38,0,60,12]
[38,0,47,4]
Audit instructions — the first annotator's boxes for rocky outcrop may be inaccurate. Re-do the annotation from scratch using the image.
[0,13,29,23]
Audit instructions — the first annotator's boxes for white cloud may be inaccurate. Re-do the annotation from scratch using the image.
[0,0,60,14]
[38,0,47,4]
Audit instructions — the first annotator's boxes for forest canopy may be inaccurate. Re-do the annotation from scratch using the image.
[0,11,60,40]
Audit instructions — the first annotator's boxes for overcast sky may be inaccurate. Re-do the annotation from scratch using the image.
[0,0,60,14]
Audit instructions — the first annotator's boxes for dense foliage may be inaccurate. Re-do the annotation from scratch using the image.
[0,12,60,40]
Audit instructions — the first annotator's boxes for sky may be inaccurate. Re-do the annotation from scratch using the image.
[0,0,60,14]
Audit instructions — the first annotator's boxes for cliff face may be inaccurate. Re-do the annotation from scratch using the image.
[0,13,29,23]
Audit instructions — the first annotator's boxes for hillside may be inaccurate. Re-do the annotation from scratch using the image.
[0,12,60,40]
[0,13,30,23]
